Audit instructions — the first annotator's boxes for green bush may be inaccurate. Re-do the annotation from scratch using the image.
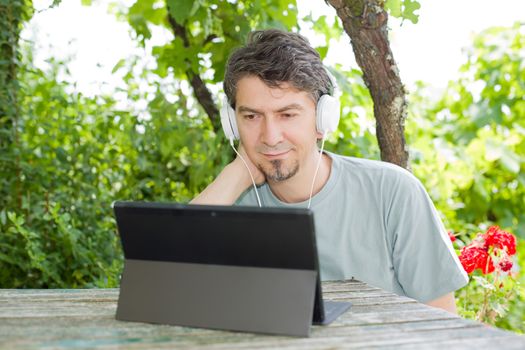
[406,23,525,333]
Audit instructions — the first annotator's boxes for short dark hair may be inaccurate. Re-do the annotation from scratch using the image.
[223,29,332,108]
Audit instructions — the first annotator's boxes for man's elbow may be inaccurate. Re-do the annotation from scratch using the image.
[425,292,458,314]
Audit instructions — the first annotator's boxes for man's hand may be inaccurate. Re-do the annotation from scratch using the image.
[234,143,265,186]
[190,142,265,205]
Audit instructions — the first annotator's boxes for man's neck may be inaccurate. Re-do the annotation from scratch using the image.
[267,152,332,204]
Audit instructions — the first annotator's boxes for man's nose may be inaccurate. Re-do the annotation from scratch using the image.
[260,117,283,146]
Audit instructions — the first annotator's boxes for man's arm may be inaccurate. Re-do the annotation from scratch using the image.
[425,292,458,314]
[191,160,252,205]
[191,145,265,205]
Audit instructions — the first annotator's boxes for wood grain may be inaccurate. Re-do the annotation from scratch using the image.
[1,280,523,349]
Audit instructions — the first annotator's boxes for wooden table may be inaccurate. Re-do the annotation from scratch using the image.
[1,280,523,349]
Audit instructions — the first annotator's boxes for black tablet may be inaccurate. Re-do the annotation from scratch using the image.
[113,201,350,336]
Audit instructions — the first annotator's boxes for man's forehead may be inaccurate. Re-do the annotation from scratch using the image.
[235,76,314,111]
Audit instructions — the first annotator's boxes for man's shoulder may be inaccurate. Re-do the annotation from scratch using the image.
[331,152,415,182]
[330,153,433,212]
[329,152,427,200]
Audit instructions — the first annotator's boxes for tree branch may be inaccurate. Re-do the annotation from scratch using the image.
[166,9,220,132]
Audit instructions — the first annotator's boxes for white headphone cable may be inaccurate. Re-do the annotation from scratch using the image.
[307,135,326,209]
[228,136,324,209]
[229,139,262,207]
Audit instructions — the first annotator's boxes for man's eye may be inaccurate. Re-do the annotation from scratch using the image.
[282,113,296,118]
[244,114,257,120]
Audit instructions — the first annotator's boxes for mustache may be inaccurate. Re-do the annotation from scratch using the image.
[255,143,294,153]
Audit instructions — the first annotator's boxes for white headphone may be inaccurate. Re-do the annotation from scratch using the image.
[220,70,341,141]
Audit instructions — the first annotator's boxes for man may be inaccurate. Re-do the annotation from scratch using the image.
[191,29,468,313]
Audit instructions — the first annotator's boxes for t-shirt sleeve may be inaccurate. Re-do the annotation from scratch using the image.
[234,187,259,206]
[386,171,468,303]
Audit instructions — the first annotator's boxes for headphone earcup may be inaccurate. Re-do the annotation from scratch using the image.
[220,97,240,140]
[316,94,340,135]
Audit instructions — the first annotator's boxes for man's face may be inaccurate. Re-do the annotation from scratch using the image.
[235,75,321,183]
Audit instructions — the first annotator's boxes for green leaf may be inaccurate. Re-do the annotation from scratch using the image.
[403,0,421,24]
[317,46,328,60]
[473,276,496,291]
[7,211,18,224]
[0,252,16,265]
[111,59,126,74]
[0,210,6,226]
[385,0,402,18]
[167,0,199,24]
[81,0,92,6]
[489,301,508,317]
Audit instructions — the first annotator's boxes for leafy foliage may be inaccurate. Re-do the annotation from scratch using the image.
[407,23,525,234]
[406,23,525,333]
[0,0,304,288]
[1,51,126,287]
[122,0,300,83]
[1,0,33,208]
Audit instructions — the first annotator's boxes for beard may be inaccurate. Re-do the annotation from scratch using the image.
[258,159,299,182]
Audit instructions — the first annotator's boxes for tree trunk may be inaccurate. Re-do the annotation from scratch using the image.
[326,0,410,170]
[0,1,31,209]
[0,2,23,147]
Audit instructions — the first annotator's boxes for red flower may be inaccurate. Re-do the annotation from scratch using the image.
[448,231,456,242]
[498,258,513,272]
[483,226,517,255]
[459,245,495,274]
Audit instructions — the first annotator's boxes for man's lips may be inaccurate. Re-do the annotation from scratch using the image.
[261,149,291,159]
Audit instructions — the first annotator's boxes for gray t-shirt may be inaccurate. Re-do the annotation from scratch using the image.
[236,152,468,303]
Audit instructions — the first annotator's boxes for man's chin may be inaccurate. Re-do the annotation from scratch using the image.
[259,160,299,183]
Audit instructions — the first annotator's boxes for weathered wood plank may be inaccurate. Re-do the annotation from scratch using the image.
[324,290,401,299]
[1,284,523,350]
[0,288,119,301]
[391,335,525,350]
[322,280,380,291]
[1,314,519,350]
[16,324,520,350]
